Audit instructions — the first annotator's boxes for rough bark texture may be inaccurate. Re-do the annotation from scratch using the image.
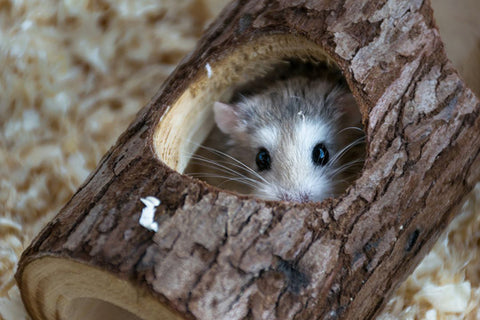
[16,0,480,319]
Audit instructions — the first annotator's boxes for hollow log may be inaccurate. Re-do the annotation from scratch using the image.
[15,0,480,319]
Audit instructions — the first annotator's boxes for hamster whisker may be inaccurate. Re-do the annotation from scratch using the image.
[329,136,366,166]
[253,190,278,201]
[183,140,276,195]
[189,172,261,190]
[328,159,365,179]
[337,126,365,135]
[187,171,257,184]
[187,142,270,185]
[329,177,352,191]
[187,156,263,187]
[217,177,262,190]
[188,167,264,191]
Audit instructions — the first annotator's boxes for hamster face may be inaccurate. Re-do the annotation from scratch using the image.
[213,76,364,202]
[246,120,340,202]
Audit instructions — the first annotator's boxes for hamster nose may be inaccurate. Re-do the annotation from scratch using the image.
[279,192,310,202]
[299,193,310,202]
[279,193,292,201]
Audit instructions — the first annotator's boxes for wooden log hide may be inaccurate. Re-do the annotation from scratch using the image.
[16,0,480,319]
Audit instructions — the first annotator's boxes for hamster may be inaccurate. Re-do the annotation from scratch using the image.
[211,73,365,203]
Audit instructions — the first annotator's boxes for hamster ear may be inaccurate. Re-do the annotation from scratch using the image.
[213,101,243,135]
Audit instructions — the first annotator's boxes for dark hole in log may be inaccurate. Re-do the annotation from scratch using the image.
[405,229,420,252]
[184,58,366,203]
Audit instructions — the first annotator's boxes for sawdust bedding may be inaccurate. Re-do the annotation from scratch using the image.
[1,1,479,319]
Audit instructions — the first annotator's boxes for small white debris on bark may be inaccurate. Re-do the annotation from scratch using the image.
[139,196,161,232]
[205,63,212,78]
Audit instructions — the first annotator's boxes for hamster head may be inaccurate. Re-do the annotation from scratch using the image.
[213,76,364,203]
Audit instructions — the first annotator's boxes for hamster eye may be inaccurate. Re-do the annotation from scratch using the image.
[312,143,329,166]
[256,148,271,171]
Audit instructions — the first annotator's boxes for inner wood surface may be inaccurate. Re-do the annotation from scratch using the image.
[20,258,183,320]
[153,35,332,174]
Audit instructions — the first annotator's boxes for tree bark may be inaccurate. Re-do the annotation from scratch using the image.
[16,0,480,320]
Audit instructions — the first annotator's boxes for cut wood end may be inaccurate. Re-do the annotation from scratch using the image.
[18,257,183,320]
[153,35,335,174]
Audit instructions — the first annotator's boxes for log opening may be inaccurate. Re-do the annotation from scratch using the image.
[153,34,365,201]
[20,258,183,320]
[153,35,338,174]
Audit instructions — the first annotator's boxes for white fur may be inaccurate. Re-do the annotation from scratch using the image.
[255,126,279,150]
[255,120,337,202]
